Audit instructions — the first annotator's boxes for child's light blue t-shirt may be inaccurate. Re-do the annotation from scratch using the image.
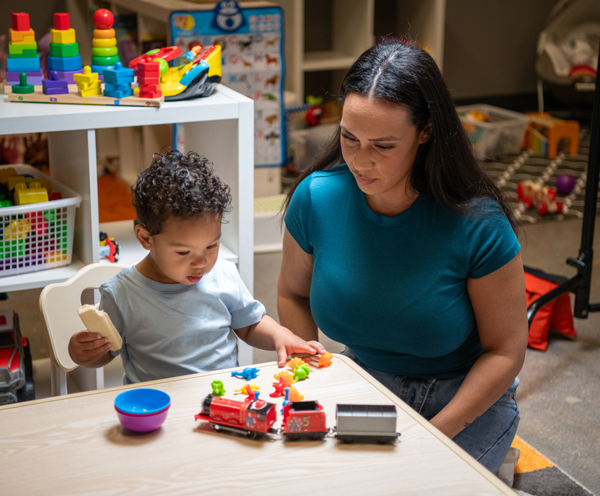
[285,164,520,379]
[100,259,265,384]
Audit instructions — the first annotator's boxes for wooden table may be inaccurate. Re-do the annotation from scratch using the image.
[0,355,515,495]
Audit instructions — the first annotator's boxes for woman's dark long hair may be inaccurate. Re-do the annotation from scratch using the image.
[283,39,518,232]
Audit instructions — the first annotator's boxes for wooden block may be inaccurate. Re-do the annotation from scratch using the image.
[9,28,34,42]
[10,35,36,46]
[50,28,76,45]
[50,43,79,58]
[54,13,70,31]
[12,13,30,32]
[80,85,102,97]
[73,66,99,86]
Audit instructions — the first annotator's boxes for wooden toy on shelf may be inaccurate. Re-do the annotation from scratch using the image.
[522,112,580,159]
[6,13,42,86]
[74,66,101,97]
[48,13,82,77]
[91,9,118,77]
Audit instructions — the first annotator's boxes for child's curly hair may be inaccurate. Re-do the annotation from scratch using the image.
[132,150,232,235]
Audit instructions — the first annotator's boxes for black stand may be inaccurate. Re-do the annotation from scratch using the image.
[527,79,600,326]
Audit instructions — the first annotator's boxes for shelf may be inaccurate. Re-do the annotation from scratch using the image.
[302,51,358,72]
[99,220,238,267]
[0,85,251,135]
[0,256,85,293]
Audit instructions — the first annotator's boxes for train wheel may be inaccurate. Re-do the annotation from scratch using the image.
[245,430,258,440]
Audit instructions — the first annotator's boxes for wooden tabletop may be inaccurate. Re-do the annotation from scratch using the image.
[0,354,515,495]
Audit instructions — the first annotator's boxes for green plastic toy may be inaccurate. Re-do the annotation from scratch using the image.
[211,380,226,397]
[292,364,310,381]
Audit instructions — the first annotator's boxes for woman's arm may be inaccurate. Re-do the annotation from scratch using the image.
[277,229,319,341]
[429,252,528,439]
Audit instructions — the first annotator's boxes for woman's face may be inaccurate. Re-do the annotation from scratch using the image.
[340,93,430,215]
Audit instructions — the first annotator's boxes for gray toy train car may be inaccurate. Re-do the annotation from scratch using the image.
[335,404,400,444]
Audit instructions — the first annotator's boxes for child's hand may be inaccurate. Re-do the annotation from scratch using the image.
[273,327,327,367]
[68,331,112,366]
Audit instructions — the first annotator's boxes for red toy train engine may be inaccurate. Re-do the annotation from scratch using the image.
[195,392,277,439]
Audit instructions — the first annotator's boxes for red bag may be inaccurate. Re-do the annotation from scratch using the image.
[524,267,577,351]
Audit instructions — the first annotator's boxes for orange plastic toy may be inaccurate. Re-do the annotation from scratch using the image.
[318,352,333,368]
[286,357,308,371]
[288,386,304,402]
[273,370,295,386]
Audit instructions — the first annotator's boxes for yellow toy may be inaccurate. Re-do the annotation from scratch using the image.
[234,383,260,395]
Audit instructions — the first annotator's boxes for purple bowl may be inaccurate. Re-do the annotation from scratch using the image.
[115,404,170,432]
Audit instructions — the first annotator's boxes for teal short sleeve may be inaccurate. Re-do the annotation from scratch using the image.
[465,199,521,279]
[284,177,314,254]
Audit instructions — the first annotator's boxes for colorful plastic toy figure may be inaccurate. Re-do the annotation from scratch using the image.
[210,379,225,396]
[286,356,307,371]
[292,363,310,382]
[231,366,259,380]
[273,370,295,386]
[317,352,333,368]
[269,376,287,398]
[99,232,119,263]
[287,385,304,402]
[234,383,260,395]
[517,180,564,216]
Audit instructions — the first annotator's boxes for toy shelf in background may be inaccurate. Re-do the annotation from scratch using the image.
[170,1,285,168]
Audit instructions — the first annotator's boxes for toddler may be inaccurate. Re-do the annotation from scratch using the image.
[69,150,324,384]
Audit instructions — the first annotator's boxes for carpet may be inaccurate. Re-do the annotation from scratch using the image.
[486,127,598,225]
[511,436,595,496]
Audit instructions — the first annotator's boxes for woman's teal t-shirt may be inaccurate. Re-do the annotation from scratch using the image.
[285,164,521,379]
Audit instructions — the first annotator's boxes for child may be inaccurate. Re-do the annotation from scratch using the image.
[68,150,325,384]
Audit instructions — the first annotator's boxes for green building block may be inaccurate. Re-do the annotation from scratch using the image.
[91,55,119,66]
[8,43,37,55]
[49,42,79,58]
[92,46,118,57]
[11,73,34,94]
[9,49,39,59]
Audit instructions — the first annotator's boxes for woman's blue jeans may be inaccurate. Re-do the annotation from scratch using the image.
[343,348,520,474]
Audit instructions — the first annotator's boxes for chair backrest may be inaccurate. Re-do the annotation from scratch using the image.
[39,263,128,372]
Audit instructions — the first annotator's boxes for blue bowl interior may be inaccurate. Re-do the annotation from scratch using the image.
[114,388,171,415]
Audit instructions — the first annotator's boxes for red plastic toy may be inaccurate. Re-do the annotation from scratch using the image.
[92,8,114,30]
[195,386,277,439]
[282,400,328,440]
[517,180,563,216]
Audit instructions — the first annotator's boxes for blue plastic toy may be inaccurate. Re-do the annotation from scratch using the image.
[231,367,259,380]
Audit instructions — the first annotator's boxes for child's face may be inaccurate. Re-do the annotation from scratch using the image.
[137,214,222,285]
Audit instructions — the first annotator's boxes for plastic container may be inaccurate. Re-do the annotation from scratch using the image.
[456,104,530,160]
[0,164,82,278]
[114,388,171,433]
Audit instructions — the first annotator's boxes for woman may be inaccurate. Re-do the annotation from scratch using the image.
[277,40,528,474]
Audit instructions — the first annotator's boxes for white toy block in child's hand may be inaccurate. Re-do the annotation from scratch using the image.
[77,303,122,351]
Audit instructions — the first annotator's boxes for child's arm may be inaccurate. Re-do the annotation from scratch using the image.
[234,315,327,367]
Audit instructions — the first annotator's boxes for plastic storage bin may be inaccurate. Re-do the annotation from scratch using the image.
[0,164,82,277]
[457,104,529,160]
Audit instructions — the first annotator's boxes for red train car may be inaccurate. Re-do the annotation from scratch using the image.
[195,393,277,439]
[282,400,328,440]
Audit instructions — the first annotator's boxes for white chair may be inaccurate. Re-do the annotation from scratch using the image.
[39,263,128,395]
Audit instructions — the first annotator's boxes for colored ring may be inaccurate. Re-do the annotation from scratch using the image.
[92,37,116,48]
[93,29,115,38]
[92,55,120,66]
[92,46,118,57]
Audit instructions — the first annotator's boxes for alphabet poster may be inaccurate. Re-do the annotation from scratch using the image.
[170,1,284,168]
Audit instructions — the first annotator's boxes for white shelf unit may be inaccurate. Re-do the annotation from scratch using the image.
[0,84,255,370]
[271,0,446,101]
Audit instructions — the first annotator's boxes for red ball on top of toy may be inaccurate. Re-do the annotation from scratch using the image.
[92,8,114,30]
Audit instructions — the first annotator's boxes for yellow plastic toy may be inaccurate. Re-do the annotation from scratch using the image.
[234,383,260,395]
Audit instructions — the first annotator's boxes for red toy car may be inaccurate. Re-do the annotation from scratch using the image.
[282,400,328,440]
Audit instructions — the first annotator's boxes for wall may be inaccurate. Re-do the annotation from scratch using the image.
[443,0,557,99]
[0,0,65,42]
